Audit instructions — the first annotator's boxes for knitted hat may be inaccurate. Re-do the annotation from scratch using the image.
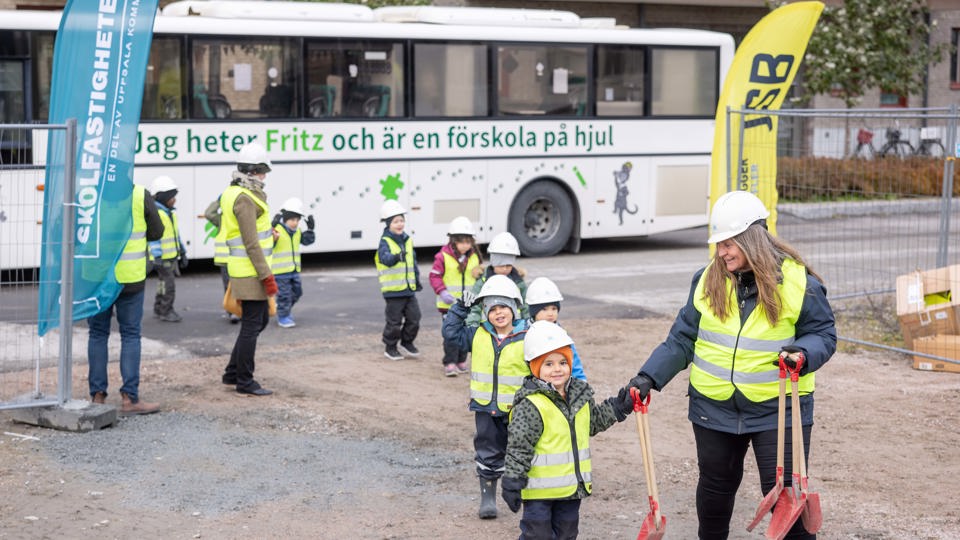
[489,253,516,267]
[529,302,560,321]
[529,345,573,379]
[482,295,519,320]
[154,189,177,207]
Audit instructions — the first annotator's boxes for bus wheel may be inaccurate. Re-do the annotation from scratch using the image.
[509,181,574,257]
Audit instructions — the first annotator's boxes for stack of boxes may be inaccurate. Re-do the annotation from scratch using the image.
[896,265,960,373]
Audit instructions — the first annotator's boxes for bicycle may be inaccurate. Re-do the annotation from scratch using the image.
[877,126,914,159]
[852,128,876,159]
[915,126,946,157]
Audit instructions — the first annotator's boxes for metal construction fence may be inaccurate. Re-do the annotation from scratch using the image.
[729,106,960,365]
[0,120,76,411]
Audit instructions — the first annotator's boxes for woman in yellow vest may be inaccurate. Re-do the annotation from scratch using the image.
[220,142,278,396]
[503,321,633,538]
[429,216,482,377]
[626,191,836,540]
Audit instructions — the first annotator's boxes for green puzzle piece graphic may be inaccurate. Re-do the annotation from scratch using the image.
[380,173,404,200]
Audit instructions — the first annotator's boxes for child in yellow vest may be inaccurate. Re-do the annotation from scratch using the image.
[502,320,633,537]
[149,175,187,323]
[429,216,483,377]
[375,200,422,360]
[271,197,315,328]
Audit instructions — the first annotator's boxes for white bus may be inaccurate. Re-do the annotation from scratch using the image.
[0,0,733,268]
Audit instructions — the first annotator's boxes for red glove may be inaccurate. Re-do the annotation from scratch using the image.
[262,275,278,296]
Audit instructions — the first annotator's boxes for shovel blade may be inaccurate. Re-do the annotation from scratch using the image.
[801,492,822,533]
[637,513,666,540]
[746,483,782,532]
[765,489,804,540]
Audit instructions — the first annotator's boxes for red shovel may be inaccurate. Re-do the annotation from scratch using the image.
[631,388,666,540]
[746,355,787,531]
[765,356,806,540]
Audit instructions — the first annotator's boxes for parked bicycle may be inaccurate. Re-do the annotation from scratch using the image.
[852,126,914,159]
[915,126,946,157]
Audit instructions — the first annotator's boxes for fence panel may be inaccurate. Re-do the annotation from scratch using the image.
[733,107,960,363]
[0,122,72,410]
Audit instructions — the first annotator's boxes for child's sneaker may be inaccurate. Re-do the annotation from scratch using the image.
[398,342,420,358]
[384,345,404,361]
[456,361,470,374]
[277,316,296,328]
[444,364,458,377]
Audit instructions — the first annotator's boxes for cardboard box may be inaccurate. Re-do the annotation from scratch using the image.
[912,335,960,373]
[896,265,960,349]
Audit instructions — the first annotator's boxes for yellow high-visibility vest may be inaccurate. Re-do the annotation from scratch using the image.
[437,251,479,310]
[272,224,302,275]
[690,258,812,402]
[521,392,592,500]
[114,185,148,284]
[469,328,528,413]
[375,236,415,293]
[152,208,180,261]
[220,186,272,278]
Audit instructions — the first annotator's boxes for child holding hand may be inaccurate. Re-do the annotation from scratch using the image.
[430,216,482,377]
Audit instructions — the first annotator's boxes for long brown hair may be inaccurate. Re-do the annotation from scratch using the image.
[703,225,822,326]
[449,234,482,268]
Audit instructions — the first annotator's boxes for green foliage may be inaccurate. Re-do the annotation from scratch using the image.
[777,156,958,201]
[777,0,949,108]
[299,0,430,8]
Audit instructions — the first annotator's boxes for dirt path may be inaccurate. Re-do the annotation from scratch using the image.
[2,317,960,539]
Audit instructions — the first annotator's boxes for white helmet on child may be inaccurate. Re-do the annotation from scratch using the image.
[447,216,476,236]
[150,175,177,195]
[707,190,770,244]
[487,232,520,256]
[477,274,522,320]
[524,320,574,362]
[380,200,406,221]
[281,197,305,216]
[526,277,563,305]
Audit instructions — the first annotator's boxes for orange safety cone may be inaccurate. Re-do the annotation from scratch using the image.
[632,388,666,540]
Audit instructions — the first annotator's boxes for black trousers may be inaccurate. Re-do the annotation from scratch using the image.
[519,499,581,540]
[692,422,815,540]
[474,412,508,480]
[382,295,420,347]
[440,315,468,365]
[153,260,177,315]
[224,299,270,391]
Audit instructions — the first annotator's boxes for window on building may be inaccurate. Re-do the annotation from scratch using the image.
[496,44,588,116]
[951,28,960,89]
[413,43,487,117]
[305,40,405,118]
[595,45,644,117]
[879,90,907,108]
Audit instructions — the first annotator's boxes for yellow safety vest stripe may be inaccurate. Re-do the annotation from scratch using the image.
[271,224,302,274]
[153,208,180,260]
[437,251,479,310]
[115,185,148,284]
[221,186,273,278]
[691,259,813,402]
[375,236,416,293]
[469,329,529,413]
[522,393,592,499]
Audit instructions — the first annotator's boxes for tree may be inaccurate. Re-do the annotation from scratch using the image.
[792,0,948,108]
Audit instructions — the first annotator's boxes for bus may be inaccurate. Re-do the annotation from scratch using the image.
[0,0,734,269]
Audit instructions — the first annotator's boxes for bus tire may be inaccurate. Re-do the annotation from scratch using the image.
[508,181,575,257]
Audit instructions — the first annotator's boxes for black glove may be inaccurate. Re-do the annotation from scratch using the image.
[501,476,525,513]
[607,387,634,422]
[306,215,315,231]
[628,373,654,401]
[178,253,189,270]
[775,345,805,371]
[271,213,282,227]
[458,290,479,309]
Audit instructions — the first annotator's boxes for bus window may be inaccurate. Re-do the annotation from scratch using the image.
[496,44,587,117]
[305,41,405,118]
[143,37,186,120]
[191,38,300,120]
[413,43,487,117]
[595,45,645,117]
[650,47,718,117]
[31,32,54,122]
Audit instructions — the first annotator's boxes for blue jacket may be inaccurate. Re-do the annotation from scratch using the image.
[637,265,836,434]
[377,227,420,298]
[443,301,530,414]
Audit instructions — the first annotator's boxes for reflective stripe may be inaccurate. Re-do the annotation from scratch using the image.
[129,231,146,240]
[526,472,593,490]
[375,236,416,293]
[119,251,146,261]
[272,261,296,272]
[114,185,148,284]
[469,330,528,413]
[530,447,592,468]
[221,186,273,278]
[521,392,592,499]
[697,328,794,352]
[692,355,781,384]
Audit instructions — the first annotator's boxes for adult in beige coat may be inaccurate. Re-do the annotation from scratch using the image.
[220,142,278,396]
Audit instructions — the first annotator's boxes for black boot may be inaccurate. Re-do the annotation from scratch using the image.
[479,477,498,519]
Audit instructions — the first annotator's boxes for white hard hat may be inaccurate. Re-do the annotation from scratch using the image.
[524,320,574,362]
[380,200,406,220]
[477,274,523,303]
[150,175,177,195]
[707,191,770,244]
[487,232,521,256]
[281,197,305,216]
[236,142,272,173]
[526,277,563,305]
[447,216,476,236]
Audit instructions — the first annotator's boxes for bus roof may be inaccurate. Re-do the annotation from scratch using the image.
[0,4,733,49]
